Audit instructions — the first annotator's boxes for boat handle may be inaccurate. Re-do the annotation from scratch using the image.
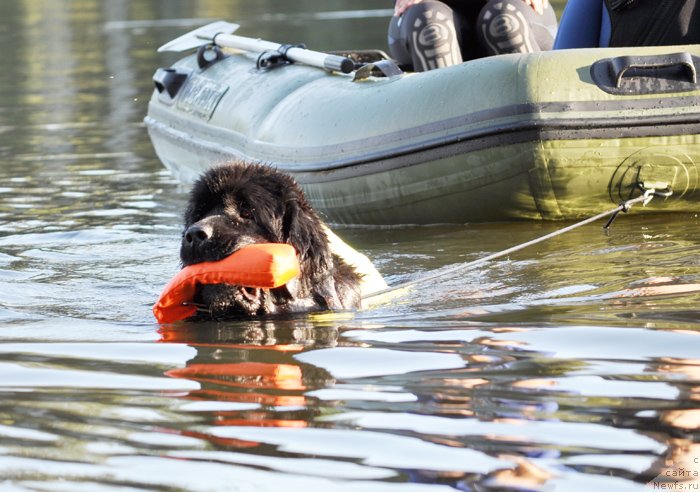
[610,52,697,88]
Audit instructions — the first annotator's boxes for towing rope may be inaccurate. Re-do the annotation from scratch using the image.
[361,186,672,304]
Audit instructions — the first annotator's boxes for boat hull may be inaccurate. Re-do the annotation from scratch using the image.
[145,44,700,224]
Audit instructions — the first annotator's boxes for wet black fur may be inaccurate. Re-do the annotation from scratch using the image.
[180,162,361,319]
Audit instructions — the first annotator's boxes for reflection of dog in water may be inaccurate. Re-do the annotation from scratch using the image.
[162,318,339,412]
[179,161,385,320]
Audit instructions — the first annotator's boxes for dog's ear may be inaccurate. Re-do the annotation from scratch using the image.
[312,277,343,310]
[282,198,332,273]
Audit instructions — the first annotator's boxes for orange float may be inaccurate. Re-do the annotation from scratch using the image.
[153,243,300,323]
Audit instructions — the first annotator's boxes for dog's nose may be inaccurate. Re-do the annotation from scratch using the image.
[184,223,213,246]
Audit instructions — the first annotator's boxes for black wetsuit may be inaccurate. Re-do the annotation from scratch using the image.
[605,0,700,47]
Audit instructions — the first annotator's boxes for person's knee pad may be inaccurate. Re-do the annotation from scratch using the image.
[388,0,463,71]
[477,0,551,55]
[388,14,413,67]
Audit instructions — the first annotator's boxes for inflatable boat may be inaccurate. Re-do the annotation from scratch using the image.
[145,22,700,224]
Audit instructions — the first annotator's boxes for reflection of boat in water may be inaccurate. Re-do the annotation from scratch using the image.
[145,24,700,224]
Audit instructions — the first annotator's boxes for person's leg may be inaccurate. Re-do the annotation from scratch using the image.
[477,0,558,55]
[553,0,603,49]
[599,5,611,47]
[387,13,414,67]
[387,0,463,71]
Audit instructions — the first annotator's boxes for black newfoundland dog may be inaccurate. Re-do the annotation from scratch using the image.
[179,162,362,320]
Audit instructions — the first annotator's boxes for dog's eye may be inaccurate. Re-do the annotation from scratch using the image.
[240,208,254,220]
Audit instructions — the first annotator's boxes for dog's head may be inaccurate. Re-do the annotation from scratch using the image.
[180,162,335,319]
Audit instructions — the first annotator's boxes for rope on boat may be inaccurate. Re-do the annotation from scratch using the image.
[361,185,672,304]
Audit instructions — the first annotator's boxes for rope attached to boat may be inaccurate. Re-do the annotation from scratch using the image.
[361,185,672,304]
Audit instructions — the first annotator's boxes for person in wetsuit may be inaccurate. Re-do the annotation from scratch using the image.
[387,0,558,71]
[554,0,700,49]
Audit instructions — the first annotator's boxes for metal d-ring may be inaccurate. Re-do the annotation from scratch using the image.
[196,43,225,70]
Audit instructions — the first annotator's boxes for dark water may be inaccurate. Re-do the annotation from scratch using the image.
[1,1,699,490]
